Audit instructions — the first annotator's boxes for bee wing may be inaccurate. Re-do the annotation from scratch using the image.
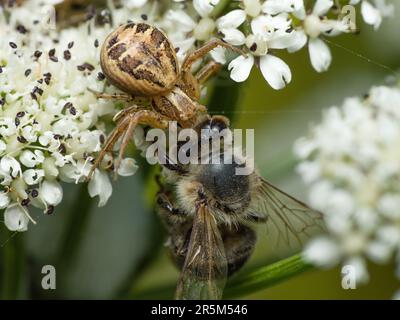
[175,203,227,300]
[250,178,325,247]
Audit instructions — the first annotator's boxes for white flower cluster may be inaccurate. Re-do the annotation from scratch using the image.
[0,0,394,232]
[216,0,393,89]
[0,1,145,232]
[295,82,400,297]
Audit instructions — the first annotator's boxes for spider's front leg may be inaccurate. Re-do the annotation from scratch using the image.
[181,38,246,73]
[195,60,222,84]
[88,88,146,104]
[88,108,169,180]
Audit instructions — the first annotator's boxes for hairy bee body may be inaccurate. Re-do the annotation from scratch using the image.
[158,194,257,278]
[156,116,324,299]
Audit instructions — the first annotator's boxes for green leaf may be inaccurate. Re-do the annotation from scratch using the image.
[224,253,312,299]
[129,253,312,299]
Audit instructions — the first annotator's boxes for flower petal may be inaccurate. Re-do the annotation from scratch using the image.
[287,30,308,52]
[303,237,341,267]
[308,37,332,72]
[0,191,10,209]
[361,1,382,29]
[219,28,246,46]
[40,180,63,206]
[165,9,196,33]
[193,0,219,18]
[268,30,305,50]
[259,54,292,90]
[217,9,246,29]
[210,46,226,64]
[263,0,304,16]
[228,55,254,82]
[118,158,139,177]
[313,0,334,16]
[88,169,112,207]
[4,205,29,232]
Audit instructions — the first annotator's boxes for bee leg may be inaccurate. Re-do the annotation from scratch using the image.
[113,109,170,179]
[220,224,257,276]
[157,192,191,269]
[181,38,246,73]
[195,61,222,84]
[156,192,186,218]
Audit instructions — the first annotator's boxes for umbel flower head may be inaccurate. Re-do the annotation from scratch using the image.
[218,0,393,88]
[0,1,145,231]
[0,0,394,232]
[295,81,400,297]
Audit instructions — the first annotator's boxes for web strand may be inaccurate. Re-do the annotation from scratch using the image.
[323,37,400,77]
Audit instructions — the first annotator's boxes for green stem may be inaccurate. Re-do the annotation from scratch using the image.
[0,231,25,299]
[224,253,312,299]
[129,253,312,299]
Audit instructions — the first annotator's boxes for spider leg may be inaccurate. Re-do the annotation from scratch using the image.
[87,114,132,180]
[89,108,170,180]
[181,39,245,73]
[88,88,147,105]
[195,60,222,84]
[113,109,170,179]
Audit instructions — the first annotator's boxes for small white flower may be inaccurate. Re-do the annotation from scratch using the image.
[262,0,305,17]
[4,205,29,232]
[361,1,383,28]
[308,38,332,73]
[40,180,63,207]
[228,55,255,82]
[194,0,219,18]
[118,158,139,177]
[0,191,10,209]
[303,237,341,268]
[19,150,45,168]
[259,54,292,90]
[23,169,45,185]
[351,0,394,29]
[1,155,21,178]
[88,169,112,207]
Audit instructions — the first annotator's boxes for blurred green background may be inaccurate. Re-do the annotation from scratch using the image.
[1,1,400,300]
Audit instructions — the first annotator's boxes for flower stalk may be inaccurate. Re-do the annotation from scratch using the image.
[129,253,312,299]
[223,254,312,298]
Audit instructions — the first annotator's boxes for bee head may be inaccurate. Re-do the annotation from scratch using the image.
[197,115,230,141]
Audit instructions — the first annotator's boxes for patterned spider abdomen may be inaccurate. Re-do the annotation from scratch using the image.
[100,23,179,96]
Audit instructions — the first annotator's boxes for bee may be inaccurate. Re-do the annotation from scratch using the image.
[156,115,325,300]
[89,22,244,177]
